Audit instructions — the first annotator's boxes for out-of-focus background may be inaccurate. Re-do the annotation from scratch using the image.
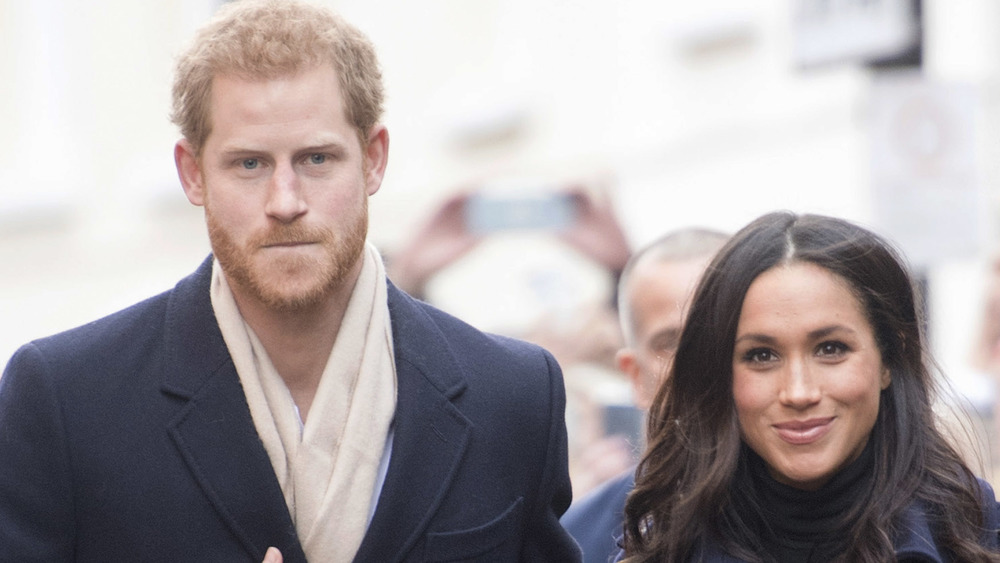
[4,0,1000,491]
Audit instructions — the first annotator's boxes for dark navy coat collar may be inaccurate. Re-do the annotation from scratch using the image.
[894,499,945,561]
[160,256,307,562]
[158,256,474,562]
[354,282,473,561]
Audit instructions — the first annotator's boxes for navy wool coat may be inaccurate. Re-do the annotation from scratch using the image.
[0,257,581,562]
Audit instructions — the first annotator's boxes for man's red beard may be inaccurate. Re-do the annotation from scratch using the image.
[206,201,368,313]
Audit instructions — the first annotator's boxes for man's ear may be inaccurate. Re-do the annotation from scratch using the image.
[617,348,651,411]
[175,139,206,206]
[363,125,389,196]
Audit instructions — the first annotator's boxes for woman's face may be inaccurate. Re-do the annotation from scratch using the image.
[732,262,890,491]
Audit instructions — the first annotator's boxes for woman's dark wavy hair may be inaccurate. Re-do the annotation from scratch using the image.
[622,211,996,562]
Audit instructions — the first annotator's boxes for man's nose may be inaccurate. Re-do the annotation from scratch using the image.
[264,162,307,222]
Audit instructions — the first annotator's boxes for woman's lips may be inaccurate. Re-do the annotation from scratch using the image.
[773,417,834,445]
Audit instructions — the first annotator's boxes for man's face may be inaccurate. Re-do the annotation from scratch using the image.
[176,65,387,313]
[619,257,710,410]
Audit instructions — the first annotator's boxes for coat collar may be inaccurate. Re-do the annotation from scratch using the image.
[161,256,307,562]
[160,258,472,562]
[354,283,472,561]
[160,256,230,399]
[894,500,945,561]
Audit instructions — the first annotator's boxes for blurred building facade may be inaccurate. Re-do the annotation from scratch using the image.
[4,1,1000,473]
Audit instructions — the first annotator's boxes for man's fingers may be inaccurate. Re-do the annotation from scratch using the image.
[262,547,282,563]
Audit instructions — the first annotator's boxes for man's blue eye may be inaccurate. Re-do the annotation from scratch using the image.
[309,154,327,164]
[242,158,259,169]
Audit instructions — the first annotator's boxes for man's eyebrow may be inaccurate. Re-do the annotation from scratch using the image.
[217,137,351,156]
[296,142,350,154]
[648,327,681,346]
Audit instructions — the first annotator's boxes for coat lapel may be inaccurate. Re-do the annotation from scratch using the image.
[160,257,307,563]
[354,284,472,562]
[894,500,945,561]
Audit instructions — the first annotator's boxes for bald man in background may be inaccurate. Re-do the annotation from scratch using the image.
[561,227,728,563]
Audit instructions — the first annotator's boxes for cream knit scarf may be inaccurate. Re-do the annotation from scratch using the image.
[210,243,397,562]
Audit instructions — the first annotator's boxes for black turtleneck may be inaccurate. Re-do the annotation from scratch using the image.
[749,439,875,563]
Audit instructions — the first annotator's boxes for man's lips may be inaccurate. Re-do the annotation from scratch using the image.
[262,240,316,248]
[773,417,834,445]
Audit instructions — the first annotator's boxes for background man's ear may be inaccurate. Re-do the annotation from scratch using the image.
[617,348,651,410]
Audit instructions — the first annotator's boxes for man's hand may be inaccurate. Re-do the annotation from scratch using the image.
[263,547,282,563]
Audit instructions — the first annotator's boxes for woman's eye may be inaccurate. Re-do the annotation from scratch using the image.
[308,154,327,165]
[744,348,775,363]
[817,341,848,357]
[241,158,259,170]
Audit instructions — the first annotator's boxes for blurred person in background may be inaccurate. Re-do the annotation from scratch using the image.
[972,254,1000,377]
[388,181,635,497]
[622,212,1000,562]
[0,1,581,561]
[388,184,630,302]
[972,252,1000,485]
[560,227,728,563]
